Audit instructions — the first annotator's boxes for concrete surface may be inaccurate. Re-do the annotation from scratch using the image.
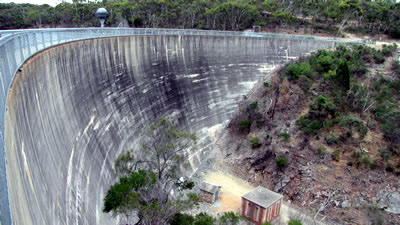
[4,35,334,225]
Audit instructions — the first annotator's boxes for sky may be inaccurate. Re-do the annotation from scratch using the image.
[0,0,71,6]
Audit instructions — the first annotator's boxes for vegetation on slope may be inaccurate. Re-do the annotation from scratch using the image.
[2,0,400,38]
[227,43,400,224]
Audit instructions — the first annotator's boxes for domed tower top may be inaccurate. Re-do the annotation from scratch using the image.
[96,8,108,27]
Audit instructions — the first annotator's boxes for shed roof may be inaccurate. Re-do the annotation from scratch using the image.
[242,186,282,208]
[198,181,221,194]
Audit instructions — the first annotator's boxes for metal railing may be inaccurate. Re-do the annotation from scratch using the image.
[0,27,365,225]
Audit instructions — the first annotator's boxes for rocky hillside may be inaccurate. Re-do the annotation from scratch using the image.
[217,44,400,224]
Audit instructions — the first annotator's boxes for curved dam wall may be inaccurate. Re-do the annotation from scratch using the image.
[4,35,334,225]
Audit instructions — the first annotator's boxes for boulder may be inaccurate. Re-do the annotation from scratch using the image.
[377,190,400,214]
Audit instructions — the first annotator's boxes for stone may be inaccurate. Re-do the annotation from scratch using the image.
[341,200,351,208]
[377,190,400,214]
[274,175,291,192]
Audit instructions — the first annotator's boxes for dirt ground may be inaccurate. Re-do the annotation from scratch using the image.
[202,170,329,225]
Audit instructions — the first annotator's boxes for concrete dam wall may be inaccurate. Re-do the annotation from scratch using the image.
[4,35,334,225]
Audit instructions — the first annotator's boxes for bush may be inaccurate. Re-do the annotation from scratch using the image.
[318,145,327,155]
[239,120,252,132]
[194,213,216,225]
[286,62,313,80]
[263,82,271,87]
[382,111,400,153]
[360,156,371,166]
[373,51,385,64]
[288,219,303,225]
[249,136,262,148]
[336,60,350,91]
[386,165,394,173]
[332,149,341,161]
[325,135,339,145]
[170,213,195,225]
[249,102,258,110]
[276,156,288,169]
[315,54,335,73]
[218,212,240,225]
[339,116,368,139]
[298,75,312,92]
[379,149,392,162]
[280,132,291,142]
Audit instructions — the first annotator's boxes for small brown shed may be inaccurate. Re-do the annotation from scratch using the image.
[241,186,283,225]
[198,181,221,204]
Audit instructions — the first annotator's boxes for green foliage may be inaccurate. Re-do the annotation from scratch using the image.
[360,155,371,166]
[239,120,252,132]
[339,116,368,139]
[336,60,350,91]
[298,75,313,92]
[296,95,337,135]
[382,111,400,153]
[169,213,195,225]
[249,102,258,110]
[194,213,216,225]
[325,135,339,145]
[286,62,313,80]
[104,118,198,224]
[280,132,291,142]
[288,219,303,225]
[261,222,272,225]
[379,149,392,162]
[315,54,335,73]
[249,135,262,148]
[386,165,394,173]
[263,82,271,87]
[218,212,240,225]
[332,149,341,161]
[373,51,385,64]
[276,156,288,169]
[317,145,327,155]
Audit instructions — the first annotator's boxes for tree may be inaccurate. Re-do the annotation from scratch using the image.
[104,118,198,225]
[336,60,350,91]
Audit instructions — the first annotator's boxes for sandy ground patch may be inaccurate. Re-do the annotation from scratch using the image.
[201,170,330,225]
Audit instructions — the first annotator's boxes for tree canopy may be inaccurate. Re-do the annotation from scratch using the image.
[103,118,198,225]
[2,0,400,38]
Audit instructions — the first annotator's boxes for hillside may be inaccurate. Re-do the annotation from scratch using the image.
[217,44,400,224]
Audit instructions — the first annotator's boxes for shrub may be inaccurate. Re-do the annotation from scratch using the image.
[382,111,400,153]
[318,145,327,155]
[261,222,272,225]
[316,55,335,73]
[379,149,392,162]
[339,116,368,139]
[249,102,258,109]
[370,161,377,170]
[239,120,252,132]
[386,165,394,173]
[325,135,339,145]
[170,213,195,225]
[280,132,291,142]
[288,219,303,225]
[263,82,271,87]
[286,62,313,80]
[218,212,240,225]
[373,51,385,64]
[352,151,362,159]
[332,149,340,161]
[298,75,313,92]
[336,60,350,91]
[276,156,288,169]
[360,156,371,166]
[249,136,262,149]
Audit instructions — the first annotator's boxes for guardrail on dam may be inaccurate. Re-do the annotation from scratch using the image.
[0,28,363,225]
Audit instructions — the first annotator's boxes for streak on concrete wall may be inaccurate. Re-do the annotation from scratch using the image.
[5,35,333,225]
